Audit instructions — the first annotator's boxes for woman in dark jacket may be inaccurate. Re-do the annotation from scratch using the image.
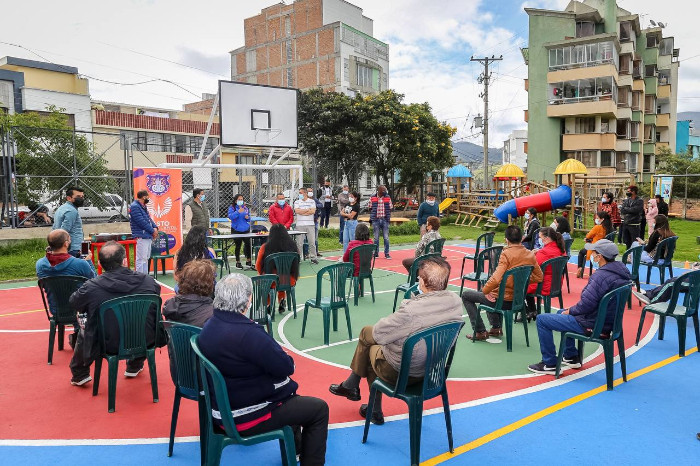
[655,195,669,217]
[632,214,676,264]
[522,207,541,250]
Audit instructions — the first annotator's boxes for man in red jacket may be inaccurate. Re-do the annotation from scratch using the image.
[268,192,293,229]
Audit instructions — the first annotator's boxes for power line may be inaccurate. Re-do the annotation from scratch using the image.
[471,55,503,188]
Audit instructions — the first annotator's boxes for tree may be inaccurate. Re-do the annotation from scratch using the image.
[655,148,700,199]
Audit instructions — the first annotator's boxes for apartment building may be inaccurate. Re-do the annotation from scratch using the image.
[230,0,389,96]
[503,130,528,170]
[522,0,679,182]
[677,120,700,158]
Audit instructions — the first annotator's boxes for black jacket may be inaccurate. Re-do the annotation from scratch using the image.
[163,294,214,380]
[620,196,644,224]
[69,267,162,361]
[523,218,541,244]
[657,200,669,217]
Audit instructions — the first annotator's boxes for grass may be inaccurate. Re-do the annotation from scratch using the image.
[0,239,46,281]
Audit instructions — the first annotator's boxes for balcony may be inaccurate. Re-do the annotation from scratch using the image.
[548,99,617,118]
[644,77,657,95]
[562,133,616,150]
[644,114,657,125]
[617,107,632,120]
[631,110,642,122]
[656,113,670,127]
[632,79,645,92]
[547,64,618,84]
[616,139,632,152]
[524,79,529,91]
[657,84,670,99]
[631,141,641,153]
[643,143,656,154]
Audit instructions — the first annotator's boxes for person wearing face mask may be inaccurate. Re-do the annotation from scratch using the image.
[268,192,293,229]
[341,191,361,253]
[369,185,393,259]
[307,188,324,258]
[417,192,440,237]
[631,214,676,264]
[130,189,159,274]
[598,192,621,236]
[337,184,351,244]
[198,273,329,465]
[619,185,644,249]
[183,188,210,233]
[645,198,658,237]
[52,186,86,258]
[402,216,441,272]
[528,239,631,375]
[576,211,612,278]
[294,188,318,264]
[228,194,253,270]
[521,208,540,250]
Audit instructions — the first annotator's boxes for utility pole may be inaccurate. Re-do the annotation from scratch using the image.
[471,55,502,189]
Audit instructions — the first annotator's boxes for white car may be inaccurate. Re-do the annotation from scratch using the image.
[51,193,129,223]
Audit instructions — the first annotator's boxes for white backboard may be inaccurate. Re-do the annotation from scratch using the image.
[219,80,298,148]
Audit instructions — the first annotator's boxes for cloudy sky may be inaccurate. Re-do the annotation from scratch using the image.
[1,0,698,153]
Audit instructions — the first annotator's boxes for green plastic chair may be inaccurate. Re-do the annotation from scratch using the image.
[362,321,464,466]
[38,275,88,364]
[264,252,300,318]
[644,236,678,284]
[162,321,205,461]
[563,238,574,293]
[392,253,442,313]
[251,275,277,336]
[209,258,225,279]
[425,237,446,255]
[635,269,700,357]
[480,265,534,352]
[149,231,175,279]
[404,283,420,299]
[556,283,632,390]
[93,294,163,413]
[462,231,495,273]
[190,335,297,466]
[301,263,354,346]
[459,246,503,296]
[348,243,377,306]
[621,245,643,308]
[209,227,229,274]
[527,256,568,314]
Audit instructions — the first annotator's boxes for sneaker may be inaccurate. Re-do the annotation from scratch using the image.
[310,259,319,265]
[385,255,392,259]
[278,298,286,314]
[562,355,582,369]
[631,289,651,305]
[71,375,92,386]
[527,361,556,375]
[317,252,323,257]
[235,262,243,270]
[124,367,143,378]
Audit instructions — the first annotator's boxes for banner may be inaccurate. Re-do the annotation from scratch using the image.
[655,176,673,203]
[133,168,183,272]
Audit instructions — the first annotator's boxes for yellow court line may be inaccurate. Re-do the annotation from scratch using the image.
[0,309,45,317]
[421,346,698,466]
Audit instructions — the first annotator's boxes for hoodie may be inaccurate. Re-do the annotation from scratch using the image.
[36,253,96,280]
[569,260,631,333]
[645,199,658,223]
[162,294,214,380]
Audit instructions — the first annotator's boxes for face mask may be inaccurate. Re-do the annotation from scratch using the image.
[236,200,244,206]
[550,222,557,229]
[427,200,435,206]
[277,199,285,206]
[524,212,530,220]
[594,218,601,225]
[601,197,607,203]
[307,192,314,197]
[343,190,348,195]
[200,194,206,201]
[72,197,85,207]
[591,253,599,266]
[626,192,632,197]
[298,194,305,200]
[348,197,355,203]
[143,198,150,204]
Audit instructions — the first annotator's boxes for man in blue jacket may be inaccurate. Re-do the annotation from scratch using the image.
[198,273,329,465]
[129,190,158,274]
[417,192,439,236]
[528,240,631,375]
[52,187,85,257]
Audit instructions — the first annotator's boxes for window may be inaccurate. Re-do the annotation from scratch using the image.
[548,40,617,70]
[175,135,187,153]
[618,87,630,107]
[119,130,137,150]
[601,119,610,133]
[630,122,640,140]
[645,95,656,114]
[238,154,255,176]
[574,117,596,133]
[619,54,632,74]
[549,76,617,104]
[644,125,656,142]
[616,152,629,172]
[601,151,615,167]
[365,171,374,189]
[658,70,670,85]
[628,153,638,172]
[616,120,629,139]
[633,59,643,78]
[246,50,256,73]
[136,131,147,151]
[646,34,658,48]
[645,64,657,78]
[284,16,291,36]
[568,151,595,166]
[576,21,595,38]
[632,91,642,110]
[357,63,377,89]
[190,136,203,154]
[146,132,163,152]
[620,22,632,42]
[660,37,673,56]
[643,154,653,172]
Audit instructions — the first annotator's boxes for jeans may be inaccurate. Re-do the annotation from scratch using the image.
[339,213,346,243]
[69,328,145,379]
[631,241,664,265]
[621,223,640,250]
[536,311,584,365]
[461,288,509,333]
[135,237,152,274]
[321,203,331,228]
[342,219,358,253]
[295,225,317,260]
[372,218,390,256]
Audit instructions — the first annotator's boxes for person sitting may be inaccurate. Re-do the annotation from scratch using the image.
[521,208,540,250]
[198,274,329,465]
[417,192,439,236]
[328,256,462,424]
[342,223,374,276]
[174,225,215,286]
[598,192,621,234]
[655,194,669,217]
[402,215,441,272]
[462,225,543,341]
[523,227,567,321]
[68,241,163,386]
[228,194,253,270]
[528,239,631,374]
[576,211,612,278]
[632,214,676,265]
[553,216,572,242]
[255,223,300,314]
[268,193,294,229]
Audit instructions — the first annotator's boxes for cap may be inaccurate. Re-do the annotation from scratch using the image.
[584,239,618,259]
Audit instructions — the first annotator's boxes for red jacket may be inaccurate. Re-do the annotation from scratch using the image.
[527,240,566,296]
[342,239,374,276]
[268,202,293,228]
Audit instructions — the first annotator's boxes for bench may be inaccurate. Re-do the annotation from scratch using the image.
[357,217,412,226]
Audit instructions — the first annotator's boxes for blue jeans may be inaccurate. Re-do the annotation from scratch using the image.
[536,311,585,365]
[343,219,358,253]
[372,218,390,256]
[339,214,346,243]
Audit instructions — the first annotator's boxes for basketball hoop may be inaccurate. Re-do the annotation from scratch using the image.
[254,128,282,143]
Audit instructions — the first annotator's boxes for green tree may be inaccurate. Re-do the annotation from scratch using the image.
[655,148,700,199]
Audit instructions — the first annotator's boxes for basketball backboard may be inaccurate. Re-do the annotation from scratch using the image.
[219,80,298,148]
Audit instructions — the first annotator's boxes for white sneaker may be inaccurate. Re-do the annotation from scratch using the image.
[70,375,92,386]
[124,368,144,378]
[631,289,651,305]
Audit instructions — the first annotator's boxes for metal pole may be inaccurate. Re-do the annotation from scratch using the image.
[684,166,689,219]
[471,55,502,190]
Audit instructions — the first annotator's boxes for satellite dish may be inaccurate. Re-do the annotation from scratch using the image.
[658,22,666,28]
[649,19,657,26]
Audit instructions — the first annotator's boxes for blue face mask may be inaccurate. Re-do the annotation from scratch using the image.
[237,200,244,206]
[200,194,206,201]
[298,194,304,200]
[277,200,285,206]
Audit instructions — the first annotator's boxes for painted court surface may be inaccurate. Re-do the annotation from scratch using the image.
[1,241,699,464]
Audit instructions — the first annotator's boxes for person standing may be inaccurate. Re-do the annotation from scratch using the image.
[129,190,158,275]
[521,208,541,250]
[598,192,621,235]
[655,194,669,217]
[619,185,644,249]
[268,193,294,229]
[574,192,583,230]
[341,192,360,253]
[228,194,253,270]
[319,180,333,229]
[370,185,393,259]
[417,192,440,236]
[307,187,324,258]
[294,188,318,264]
[183,188,210,234]
[52,187,85,258]
[645,198,659,238]
[337,184,350,245]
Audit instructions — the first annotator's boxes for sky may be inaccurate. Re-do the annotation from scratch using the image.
[1,0,698,155]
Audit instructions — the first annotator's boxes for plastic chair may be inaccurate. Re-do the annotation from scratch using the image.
[190,335,297,466]
[644,236,678,284]
[459,246,503,296]
[392,253,442,313]
[209,258,225,279]
[301,263,354,345]
[264,252,300,318]
[621,245,643,308]
[93,294,162,413]
[348,244,377,306]
[563,238,574,293]
[480,265,534,352]
[524,227,540,250]
[425,237,446,255]
[527,256,568,314]
[556,284,632,390]
[148,231,175,279]
[38,275,88,364]
[362,321,464,466]
[635,269,700,357]
[209,227,229,274]
[162,321,205,461]
[251,275,277,336]
[462,232,495,270]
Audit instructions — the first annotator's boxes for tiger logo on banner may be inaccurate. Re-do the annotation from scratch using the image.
[133,168,183,272]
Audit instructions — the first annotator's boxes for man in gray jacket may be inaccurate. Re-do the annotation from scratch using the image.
[329,256,463,424]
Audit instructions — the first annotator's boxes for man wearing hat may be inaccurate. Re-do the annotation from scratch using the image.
[528,240,631,375]
[417,192,440,237]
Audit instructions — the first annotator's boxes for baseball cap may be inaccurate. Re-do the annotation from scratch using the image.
[584,239,618,259]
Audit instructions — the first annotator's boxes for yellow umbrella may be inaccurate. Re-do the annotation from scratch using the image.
[553,159,588,175]
[494,163,525,178]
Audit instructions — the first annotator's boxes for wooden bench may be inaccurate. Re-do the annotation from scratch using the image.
[357,216,412,226]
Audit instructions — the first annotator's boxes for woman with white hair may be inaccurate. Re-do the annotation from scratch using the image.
[198,273,329,465]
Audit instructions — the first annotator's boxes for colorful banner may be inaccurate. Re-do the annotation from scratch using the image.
[133,168,182,272]
[655,176,673,203]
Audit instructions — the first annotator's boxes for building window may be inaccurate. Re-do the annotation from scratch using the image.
[632,91,642,110]
[645,64,657,78]
[620,22,632,42]
[646,34,658,48]
[644,95,656,114]
[633,59,643,78]
[285,40,292,64]
[627,153,637,172]
[119,130,137,150]
[619,54,632,74]
[617,87,630,107]
[136,131,147,151]
[146,132,164,152]
[356,63,378,90]
[246,50,256,73]
[238,154,255,176]
[575,21,595,38]
[644,125,656,142]
[568,151,596,166]
[601,151,615,167]
[658,70,670,86]
[643,154,653,172]
[548,40,617,71]
[284,16,291,37]
[550,76,616,104]
[175,135,187,152]
[660,37,673,56]
[616,120,629,139]
[630,122,640,140]
[574,117,595,134]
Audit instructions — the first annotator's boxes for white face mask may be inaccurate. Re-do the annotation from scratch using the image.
[550,222,557,229]
[348,196,355,203]
[591,253,599,266]
[524,212,530,220]
[594,218,601,225]
[601,197,606,203]
[427,200,435,206]
[307,191,313,197]
[343,190,349,195]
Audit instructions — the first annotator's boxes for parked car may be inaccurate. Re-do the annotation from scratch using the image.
[71,193,129,223]
[393,197,419,210]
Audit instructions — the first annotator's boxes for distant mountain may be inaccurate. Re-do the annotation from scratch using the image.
[451,141,502,166]
[678,112,700,123]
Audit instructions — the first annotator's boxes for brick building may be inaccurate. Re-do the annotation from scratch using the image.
[230,0,389,95]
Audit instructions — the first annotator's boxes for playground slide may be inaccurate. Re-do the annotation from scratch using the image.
[439,198,456,211]
[493,185,572,223]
